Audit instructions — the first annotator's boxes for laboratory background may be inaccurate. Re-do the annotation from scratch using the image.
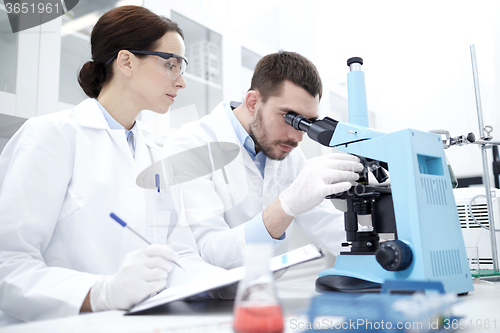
[1,0,500,331]
[0,0,498,182]
[2,0,500,265]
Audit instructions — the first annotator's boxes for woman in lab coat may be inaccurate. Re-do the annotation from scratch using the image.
[0,5,215,325]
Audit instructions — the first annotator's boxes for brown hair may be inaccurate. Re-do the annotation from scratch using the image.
[78,5,183,98]
[250,51,322,102]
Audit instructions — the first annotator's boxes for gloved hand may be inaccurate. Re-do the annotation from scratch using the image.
[279,153,363,217]
[90,244,178,311]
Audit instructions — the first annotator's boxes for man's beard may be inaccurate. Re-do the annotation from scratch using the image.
[248,108,298,161]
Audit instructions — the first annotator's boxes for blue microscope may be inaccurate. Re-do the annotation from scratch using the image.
[285,57,473,295]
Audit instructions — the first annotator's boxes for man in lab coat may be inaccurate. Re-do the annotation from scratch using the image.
[164,51,363,269]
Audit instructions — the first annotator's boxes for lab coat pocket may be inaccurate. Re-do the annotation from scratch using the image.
[148,188,175,211]
[146,189,174,244]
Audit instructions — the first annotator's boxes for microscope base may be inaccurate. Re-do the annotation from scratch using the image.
[316,251,473,295]
[315,275,381,293]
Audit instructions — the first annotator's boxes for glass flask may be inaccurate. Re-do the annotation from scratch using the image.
[233,243,284,333]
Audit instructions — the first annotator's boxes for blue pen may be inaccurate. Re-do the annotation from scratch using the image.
[155,174,160,193]
[110,212,184,270]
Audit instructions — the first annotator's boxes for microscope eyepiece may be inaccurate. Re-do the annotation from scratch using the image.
[347,57,363,66]
[347,57,364,72]
[284,112,339,147]
[284,112,312,132]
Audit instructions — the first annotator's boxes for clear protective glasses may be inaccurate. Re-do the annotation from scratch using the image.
[104,50,189,80]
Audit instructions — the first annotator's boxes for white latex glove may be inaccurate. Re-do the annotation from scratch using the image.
[90,244,178,311]
[279,153,363,217]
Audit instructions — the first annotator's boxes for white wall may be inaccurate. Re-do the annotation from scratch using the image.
[309,0,500,179]
[3,0,499,179]
[177,0,500,180]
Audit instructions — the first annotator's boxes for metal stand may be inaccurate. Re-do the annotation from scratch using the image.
[470,44,500,272]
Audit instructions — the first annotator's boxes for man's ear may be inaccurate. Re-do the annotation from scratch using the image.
[245,90,260,117]
[115,50,133,78]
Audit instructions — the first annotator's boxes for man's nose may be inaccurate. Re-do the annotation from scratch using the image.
[289,127,304,143]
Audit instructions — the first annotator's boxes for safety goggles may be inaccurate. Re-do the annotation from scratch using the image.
[104,50,189,80]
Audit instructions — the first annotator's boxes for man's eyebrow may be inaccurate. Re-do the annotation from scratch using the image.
[278,107,296,114]
[279,107,318,121]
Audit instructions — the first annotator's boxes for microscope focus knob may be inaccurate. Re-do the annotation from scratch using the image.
[375,240,412,271]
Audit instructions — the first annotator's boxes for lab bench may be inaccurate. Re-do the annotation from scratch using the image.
[0,260,499,333]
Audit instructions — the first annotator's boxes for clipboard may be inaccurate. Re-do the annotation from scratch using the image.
[127,244,323,314]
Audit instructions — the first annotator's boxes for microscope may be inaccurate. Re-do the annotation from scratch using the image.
[285,57,473,295]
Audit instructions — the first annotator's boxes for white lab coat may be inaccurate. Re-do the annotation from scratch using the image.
[0,99,222,325]
[163,101,346,269]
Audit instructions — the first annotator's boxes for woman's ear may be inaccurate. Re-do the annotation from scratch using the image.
[115,50,134,78]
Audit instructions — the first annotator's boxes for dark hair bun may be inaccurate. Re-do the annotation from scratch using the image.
[78,61,106,99]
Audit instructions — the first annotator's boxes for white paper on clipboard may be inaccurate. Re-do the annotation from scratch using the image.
[127,244,323,314]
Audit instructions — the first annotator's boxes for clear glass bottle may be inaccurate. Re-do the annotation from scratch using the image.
[233,243,284,333]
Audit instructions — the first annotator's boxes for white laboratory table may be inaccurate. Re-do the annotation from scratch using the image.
[1,259,499,333]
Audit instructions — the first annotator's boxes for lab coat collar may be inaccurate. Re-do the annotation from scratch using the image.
[211,101,264,179]
[73,98,109,130]
[210,101,241,144]
[73,99,156,171]
[74,99,134,164]
[211,101,289,187]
